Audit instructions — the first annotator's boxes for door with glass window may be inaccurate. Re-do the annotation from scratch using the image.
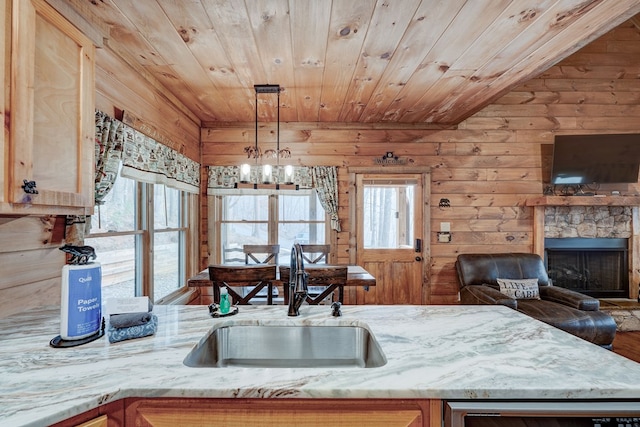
[354,171,429,304]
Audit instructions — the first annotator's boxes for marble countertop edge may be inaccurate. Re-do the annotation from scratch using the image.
[2,304,640,426]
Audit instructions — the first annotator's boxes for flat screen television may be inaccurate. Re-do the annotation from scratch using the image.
[550,134,640,185]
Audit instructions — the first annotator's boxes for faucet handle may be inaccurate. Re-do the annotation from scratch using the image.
[331,301,342,317]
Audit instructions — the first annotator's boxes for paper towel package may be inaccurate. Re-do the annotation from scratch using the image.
[60,263,102,340]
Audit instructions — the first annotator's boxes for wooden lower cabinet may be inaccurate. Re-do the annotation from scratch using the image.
[125,397,442,427]
[49,400,124,427]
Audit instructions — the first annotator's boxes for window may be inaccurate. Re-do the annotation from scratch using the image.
[362,179,416,248]
[213,190,327,264]
[85,172,190,303]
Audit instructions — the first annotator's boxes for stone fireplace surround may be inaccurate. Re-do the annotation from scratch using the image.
[544,206,631,297]
[527,196,640,331]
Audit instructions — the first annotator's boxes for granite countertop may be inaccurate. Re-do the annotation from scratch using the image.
[2,304,640,426]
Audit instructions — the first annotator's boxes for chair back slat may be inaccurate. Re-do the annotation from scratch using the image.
[208,264,277,305]
[243,244,280,265]
[300,244,330,264]
[279,265,347,305]
[210,264,276,282]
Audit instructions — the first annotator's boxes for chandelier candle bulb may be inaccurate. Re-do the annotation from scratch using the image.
[262,164,272,183]
[284,165,294,184]
[240,164,251,183]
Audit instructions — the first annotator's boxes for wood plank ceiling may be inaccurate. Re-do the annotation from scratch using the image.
[64,0,640,125]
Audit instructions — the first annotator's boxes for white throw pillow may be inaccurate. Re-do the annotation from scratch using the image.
[497,278,540,300]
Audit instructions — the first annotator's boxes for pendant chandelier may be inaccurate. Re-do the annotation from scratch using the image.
[237,84,297,190]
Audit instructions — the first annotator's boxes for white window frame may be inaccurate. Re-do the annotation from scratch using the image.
[209,189,329,265]
[87,179,195,303]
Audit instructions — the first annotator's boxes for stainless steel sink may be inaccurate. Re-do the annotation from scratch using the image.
[183,324,387,368]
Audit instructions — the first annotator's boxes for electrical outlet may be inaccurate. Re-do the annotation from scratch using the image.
[440,222,451,232]
[437,232,452,243]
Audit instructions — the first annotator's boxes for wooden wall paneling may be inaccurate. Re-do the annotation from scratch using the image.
[0,277,60,318]
[95,45,201,161]
[0,215,64,251]
[0,216,66,318]
[434,245,533,258]
[1,0,7,205]
[532,206,545,258]
[6,12,640,312]
[0,248,64,290]
[631,207,639,300]
[199,11,640,304]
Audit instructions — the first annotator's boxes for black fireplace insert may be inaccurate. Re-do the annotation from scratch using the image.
[544,237,628,298]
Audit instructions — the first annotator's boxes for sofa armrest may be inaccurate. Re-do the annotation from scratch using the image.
[461,285,517,309]
[539,286,599,311]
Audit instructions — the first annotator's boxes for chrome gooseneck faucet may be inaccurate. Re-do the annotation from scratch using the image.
[288,243,308,316]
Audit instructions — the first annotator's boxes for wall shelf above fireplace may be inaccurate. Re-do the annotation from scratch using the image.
[526,195,640,207]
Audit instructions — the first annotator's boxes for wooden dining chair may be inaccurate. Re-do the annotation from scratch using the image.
[222,245,245,264]
[279,265,347,305]
[299,244,331,301]
[209,264,278,305]
[300,244,330,264]
[243,244,280,265]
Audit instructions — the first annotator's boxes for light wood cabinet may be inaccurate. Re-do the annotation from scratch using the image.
[125,398,442,427]
[2,0,94,215]
[75,415,108,427]
[49,400,124,427]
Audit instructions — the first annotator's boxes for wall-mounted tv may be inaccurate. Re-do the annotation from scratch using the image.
[550,134,640,185]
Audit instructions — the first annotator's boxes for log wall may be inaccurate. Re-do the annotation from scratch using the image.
[3,18,640,316]
[201,21,640,304]
[0,30,200,317]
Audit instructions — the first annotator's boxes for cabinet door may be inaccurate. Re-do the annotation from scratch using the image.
[8,0,94,214]
[126,398,438,427]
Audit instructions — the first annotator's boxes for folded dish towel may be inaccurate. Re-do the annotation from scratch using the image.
[109,311,152,328]
[107,314,158,343]
[109,301,154,328]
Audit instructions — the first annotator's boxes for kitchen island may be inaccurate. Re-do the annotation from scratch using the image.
[1,304,640,426]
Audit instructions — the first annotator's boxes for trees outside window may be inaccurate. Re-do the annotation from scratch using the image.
[215,190,327,264]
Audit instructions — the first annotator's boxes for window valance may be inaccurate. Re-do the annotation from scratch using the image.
[120,125,200,193]
[95,110,200,194]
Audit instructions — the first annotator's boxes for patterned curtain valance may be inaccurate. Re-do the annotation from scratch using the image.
[120,123,200,193]
[207,165,341,231]
[207,165,313,192]
[94,110,124,205]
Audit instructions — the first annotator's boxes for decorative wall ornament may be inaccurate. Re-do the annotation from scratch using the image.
[59,244,97,265]
[374,151,408,165]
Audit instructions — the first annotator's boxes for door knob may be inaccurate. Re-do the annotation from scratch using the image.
[415,256,422,262]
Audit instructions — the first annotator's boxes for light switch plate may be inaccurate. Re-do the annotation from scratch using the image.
[440,222,451,232]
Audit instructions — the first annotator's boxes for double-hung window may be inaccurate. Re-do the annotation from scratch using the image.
[85,170,191,303]
[212,189,327,264]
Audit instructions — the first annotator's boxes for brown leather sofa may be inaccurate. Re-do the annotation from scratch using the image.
[455,253,617,349]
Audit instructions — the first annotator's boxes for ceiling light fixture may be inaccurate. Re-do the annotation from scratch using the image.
[237,84,297,190]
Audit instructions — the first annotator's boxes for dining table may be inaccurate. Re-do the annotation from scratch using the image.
[187,264,375,305]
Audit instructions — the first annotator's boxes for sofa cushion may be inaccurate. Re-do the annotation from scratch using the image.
[497,278,540,300]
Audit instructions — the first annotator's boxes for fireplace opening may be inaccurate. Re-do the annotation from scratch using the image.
[544,238,628,298]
